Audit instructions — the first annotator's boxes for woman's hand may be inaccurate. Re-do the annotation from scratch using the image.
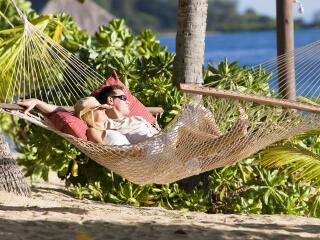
[101,104,113,109]
[17,99,59,114]
[17,99,40,114]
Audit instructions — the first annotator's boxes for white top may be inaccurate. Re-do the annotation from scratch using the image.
[106,116,159,144]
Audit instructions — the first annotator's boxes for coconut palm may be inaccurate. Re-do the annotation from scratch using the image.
[257,130,320,184]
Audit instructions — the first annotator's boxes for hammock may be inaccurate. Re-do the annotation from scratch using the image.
[1,2,320,185]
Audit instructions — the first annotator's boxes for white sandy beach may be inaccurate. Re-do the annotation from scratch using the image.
[0,175,320,240]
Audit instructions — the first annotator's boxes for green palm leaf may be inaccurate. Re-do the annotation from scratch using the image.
[0,15,66,102]
[257,143,320,183]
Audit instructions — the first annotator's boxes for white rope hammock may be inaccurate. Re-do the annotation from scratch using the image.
[1,2,320,184]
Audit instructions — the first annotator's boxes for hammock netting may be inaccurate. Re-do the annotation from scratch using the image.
[0,133,31,196]
[1,2,320,185]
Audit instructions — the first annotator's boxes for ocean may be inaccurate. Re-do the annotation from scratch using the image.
[159,28,320,67]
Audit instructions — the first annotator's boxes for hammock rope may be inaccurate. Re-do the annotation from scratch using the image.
[1,3,320,184]
[0,132,31,196]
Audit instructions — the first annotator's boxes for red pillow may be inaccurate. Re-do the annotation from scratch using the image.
[47,111,88,140]
[91,71,156,124]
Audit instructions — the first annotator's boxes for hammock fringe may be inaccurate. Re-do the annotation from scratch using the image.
[0,134,31,197]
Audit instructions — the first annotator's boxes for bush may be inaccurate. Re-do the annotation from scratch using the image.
[1,7,320,217]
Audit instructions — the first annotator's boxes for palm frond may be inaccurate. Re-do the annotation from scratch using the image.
[294,130,320,140]
[257,144,320,183]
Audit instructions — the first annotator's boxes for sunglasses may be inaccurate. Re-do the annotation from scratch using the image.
[111,95,128,101]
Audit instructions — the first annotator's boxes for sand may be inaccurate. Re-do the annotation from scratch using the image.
[0,176,320,240]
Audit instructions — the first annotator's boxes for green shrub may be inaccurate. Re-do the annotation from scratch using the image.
[1,6,320,217]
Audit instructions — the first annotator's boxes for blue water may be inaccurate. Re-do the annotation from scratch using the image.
[159,28,320,67]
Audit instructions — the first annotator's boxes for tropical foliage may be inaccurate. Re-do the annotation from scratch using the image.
[1,3,320,218]
[0,0,32,28]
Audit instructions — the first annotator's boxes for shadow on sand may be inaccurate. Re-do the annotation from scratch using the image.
[0,218,318,240]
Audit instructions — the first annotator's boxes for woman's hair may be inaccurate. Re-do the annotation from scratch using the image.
[74,96,101,119]
[95,85,124,104]
[81,110,105,130]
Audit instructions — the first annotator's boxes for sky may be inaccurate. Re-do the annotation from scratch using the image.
[238,0,320,22]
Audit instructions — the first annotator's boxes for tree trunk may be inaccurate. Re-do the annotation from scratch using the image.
[0,134,31,196]
[174,0,208,87]
[276,0,296,100]
[174,0,209,194]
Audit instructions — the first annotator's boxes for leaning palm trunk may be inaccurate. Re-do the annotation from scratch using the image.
[0,134,31,196]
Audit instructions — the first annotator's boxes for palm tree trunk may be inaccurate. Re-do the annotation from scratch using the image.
[0,134,31,196]
[174,0,209,193]
[276,0,296,100]
[174,0,208,86]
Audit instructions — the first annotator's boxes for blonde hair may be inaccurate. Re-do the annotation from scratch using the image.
[74,97,101,119]
[80,110,106,131]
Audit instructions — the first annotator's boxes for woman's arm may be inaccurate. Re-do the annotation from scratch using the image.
[87,128,105,143]
[17,99,66,114]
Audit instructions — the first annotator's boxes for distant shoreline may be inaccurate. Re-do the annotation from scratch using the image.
[157,26,320,38]
[157,28,320,67]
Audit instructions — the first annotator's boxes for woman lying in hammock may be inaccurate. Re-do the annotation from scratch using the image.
[75,96,159,145]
